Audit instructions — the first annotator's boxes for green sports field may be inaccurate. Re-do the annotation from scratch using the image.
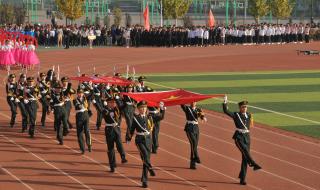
[145,70,320,139]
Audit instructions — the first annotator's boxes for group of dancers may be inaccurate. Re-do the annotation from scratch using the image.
[0,30,40,70]
[5,70,261,188]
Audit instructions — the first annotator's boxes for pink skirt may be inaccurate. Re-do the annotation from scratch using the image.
[25,51,40,66]
[0,51,16,66]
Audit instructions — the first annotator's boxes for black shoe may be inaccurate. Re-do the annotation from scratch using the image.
[195,157,201,164]
[142,182,148,188]
[190,165,196,170]
[81,150,85,154]
[59,141,63,145]
[29,134,34,138]
[149,169,156,176]
[110,167,115,173]
[88,146,92,152]
[151,150,157,154]
[121,158,128,164]
[240,180,247,185]
[10,124,14,128]
[253,164,262,171]
[96,126,100,130]
[63,130,69,136]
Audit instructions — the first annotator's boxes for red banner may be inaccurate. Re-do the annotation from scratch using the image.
[208,9,215,28]
[70,76,133,86]
[122,89,224,107]
[143,4,150,31]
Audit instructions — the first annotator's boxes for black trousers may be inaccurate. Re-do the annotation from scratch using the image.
[105,126,126,169]
[93,96,103,129]
[135,135,153,183]
[234,133,257,181]
[25,100,38,137]
[54,107,69,143]
[64,101,73,128]
[123,105,134,141]
[7,97,17,126]
[40,96,49,126]
[76,112,91,152]
[152,121,161,152]
[18,101,28,131]
[185,124,199,167]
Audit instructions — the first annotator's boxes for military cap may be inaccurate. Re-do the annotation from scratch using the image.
[8,74,16,78]
[127,77,133,81]
[61,76,69,82]
[54,83,63,89]
[115,73,121,77]
[145,86,154,92]
[137,100,148,108]
[138,76,147,82]
[40,73,46,77]
[77,88,84,93]
[27,77,34,82]
[127,84,134,88]
[238,101,249,107]
[20,74,26,78]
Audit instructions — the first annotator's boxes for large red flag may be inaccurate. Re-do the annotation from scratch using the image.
[208,9,215,28]
[143,4,150,31]
[122,89,224,107]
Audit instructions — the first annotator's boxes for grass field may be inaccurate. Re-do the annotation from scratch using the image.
[145,70,320,139]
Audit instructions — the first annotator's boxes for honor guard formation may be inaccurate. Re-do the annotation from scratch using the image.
[5,70,262,188]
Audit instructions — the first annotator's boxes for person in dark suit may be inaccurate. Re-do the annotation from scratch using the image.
[222,95,262,185]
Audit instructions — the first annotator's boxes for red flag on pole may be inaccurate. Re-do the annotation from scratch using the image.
[143,4,150,31]
[208,9,215,28]
[122,89,224,107]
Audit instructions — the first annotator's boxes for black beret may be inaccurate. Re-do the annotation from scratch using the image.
[138,76,147,82]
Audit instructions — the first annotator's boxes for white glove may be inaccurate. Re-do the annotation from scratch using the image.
[10,97,14,101]
[103,101,108,106]
[115,95,120,100]
[88,81,93,86]
[203,117,208,123]
[24,99,29,104]
[15,98,20,103]
[224,95,228,103]
[92,99,96,104]
[159,101,165,110]
[79,105,84,109]
[106,83,110,90]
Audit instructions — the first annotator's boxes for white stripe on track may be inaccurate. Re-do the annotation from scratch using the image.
[0,161,35,190]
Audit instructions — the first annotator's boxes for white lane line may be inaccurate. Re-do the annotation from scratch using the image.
[0,135,94,190]
[82,113,208,190]
[37,132,146,189]
[146,81,320,147]
[91,137,207,190]
[165,110,320,160]
[159,132,317,190]
[161,119,320,175]
[0,161,35,190]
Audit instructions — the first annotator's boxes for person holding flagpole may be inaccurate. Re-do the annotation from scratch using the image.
[181,102,207,169]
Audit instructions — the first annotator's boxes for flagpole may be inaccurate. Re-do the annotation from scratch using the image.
[160,0,163,27]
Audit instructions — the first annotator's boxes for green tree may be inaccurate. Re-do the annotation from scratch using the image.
[113,7,122,26]
[0,3,14,24]
[55,0,85,23]
[163,0,192,25]
[271,0,294,23]
[248,0,269,23]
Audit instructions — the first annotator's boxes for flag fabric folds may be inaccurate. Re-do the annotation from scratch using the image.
[208,9,215,28]
[143,4,150,31]
[70,76,133,86]
[122,89,224,107]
